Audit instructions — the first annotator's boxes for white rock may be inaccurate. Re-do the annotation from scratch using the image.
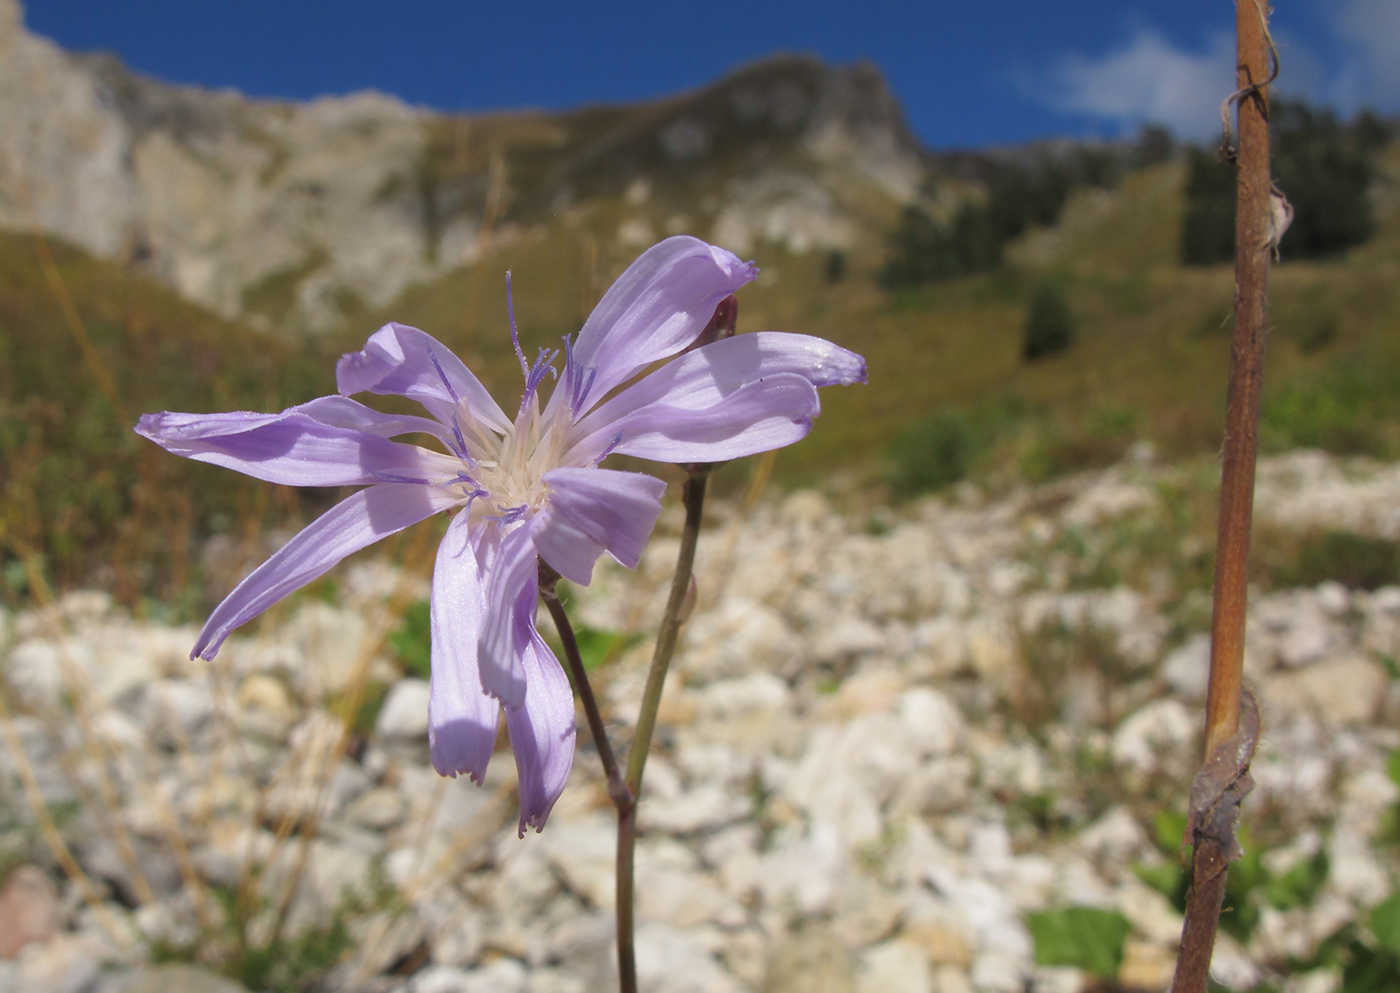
[1208,934,1259,990]
[683,597,802,681]
[1266,656,1387,725]
[1326,828,1390,904]
[970,951,1026,993]
[812,613,887,663]
[752,824,844,915]
[1116,878,1185,947]
[459,958,527,993]
[855,940,929,993]
[141,679,216,747]
[636,864,741,929]
[539,815,616,909]
[641,783,749,835]
[635,923,744,993]
[15,933,105,993]
[1160,635,1210,702]
[1077,808,1148,867]
[1111,699,1196,777]
[896,688,964,756]
[376,679,432,739]
[412,965,473,993]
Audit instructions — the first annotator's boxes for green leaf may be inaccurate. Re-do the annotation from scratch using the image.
[571,625,642,672]
[1372,891,1400,956]
[388,599,433,680]
[1028,906,1133,978]
[1153,809,1188,853]
[1264,850,1329,910]
[1386,749,1400,790]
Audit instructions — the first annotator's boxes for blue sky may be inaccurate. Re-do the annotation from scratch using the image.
[22,0,1400,149]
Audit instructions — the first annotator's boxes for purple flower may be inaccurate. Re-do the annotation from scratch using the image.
[136,236,865,833]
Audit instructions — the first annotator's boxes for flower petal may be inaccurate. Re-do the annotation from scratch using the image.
[193,483,461,659]
[573,331,863,437]
[295,395,451,443]
[539,468,666,572]
[337,323,511,436]
[551,237,758,418]
[428,512,500,782]
[527,505,604,586]
[611,374,823,462]
[504,630,576,835]
[477,524,538,710]
[135,410,455,487]
[567,331,864,464]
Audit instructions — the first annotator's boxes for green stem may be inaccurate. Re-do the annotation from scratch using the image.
[615,469,709,993]
[540,585,629,805]
[625,471,707,794]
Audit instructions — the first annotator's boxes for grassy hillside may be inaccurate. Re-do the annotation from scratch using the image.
[3,141,1398,607]
[0,230,355,609]
[361,145,1400,492]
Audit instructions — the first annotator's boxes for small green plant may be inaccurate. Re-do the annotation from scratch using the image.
[1299,891,1400,993]
[1180,147,1235,266]
[388,599,433,679]
[570,624,643,672]
[1027,906,1133,978]
[1022,284,1076,362]
[888,411,978,497]
[1253,529,1400,591]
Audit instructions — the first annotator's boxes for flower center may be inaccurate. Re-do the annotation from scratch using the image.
[447,394,569,524]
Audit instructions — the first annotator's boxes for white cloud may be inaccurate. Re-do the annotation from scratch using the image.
[1042,30,1237,139]
[1334,0,1400,109]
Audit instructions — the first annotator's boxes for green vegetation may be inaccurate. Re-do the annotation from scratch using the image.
[152,862,405,993]
[1021,284,1076,362]
[1027,905,1133,977]
[0,229,354,611]
[4,114,1400,608]
[1181,102,1390,265]
[888,412,978,497]
[1253,529,1400,591]
[879,151,1121,290]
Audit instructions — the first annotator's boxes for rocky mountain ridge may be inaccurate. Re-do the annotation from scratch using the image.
[0,0,923,331]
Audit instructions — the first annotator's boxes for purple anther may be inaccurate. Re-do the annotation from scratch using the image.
[449,415,472,464]
[488,504,530,526]
[518,346,560,416]
[507,271,528,379]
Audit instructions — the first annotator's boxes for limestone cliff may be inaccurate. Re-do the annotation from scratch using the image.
[0,0,924,332]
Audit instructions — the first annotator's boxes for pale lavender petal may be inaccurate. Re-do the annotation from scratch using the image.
[295,395,451,443]
[540,468,666,571]
[505,630,576,835]
[477,524,538,710]
[193,483,461,659]
[527,504,604,586]
[599,374,822,463]
[135,410,455,487]
[566,330,863,464]
[337,323,511,435]
[428,512,500,782]
[550,237,758,419]
[571,331,865,445]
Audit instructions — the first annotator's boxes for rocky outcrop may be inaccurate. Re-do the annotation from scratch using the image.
[0,2,923,332]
